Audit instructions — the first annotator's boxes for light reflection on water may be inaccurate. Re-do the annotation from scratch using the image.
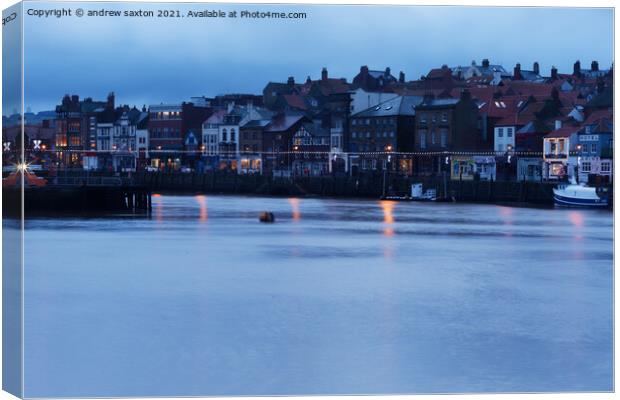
[22,195,613,397]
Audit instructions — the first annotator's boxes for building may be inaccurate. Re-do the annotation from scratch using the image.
[348,95,422,175]
[576,109,613,183]
[136,113,149,169]
[291,122,330,176]
[352,66,397,92]
[543,120,581,180]
[55,93,114,167]
[95,107,144,172]
[148,104,183,170]
[262,113,311,176]
[413,90,481,175]
[239,119,270,174]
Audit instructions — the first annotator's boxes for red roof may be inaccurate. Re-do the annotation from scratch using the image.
[583,108,613,126]
[282,94,308,110]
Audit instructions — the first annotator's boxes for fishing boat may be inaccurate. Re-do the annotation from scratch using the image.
[380,183,441,202]
[553,177,608,208]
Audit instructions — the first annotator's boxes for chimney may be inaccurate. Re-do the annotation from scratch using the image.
[385,67,391,77]
[551,66,558,80]
[287,76,295,86]
[321,67,328,81]
[306,75,312,84]
[107,92,115,108]
[591,60,599,72]
[533,62,539,75]
[71,95,79,104]
[460,89,472,102]
[361,65,369,74]
[482,58,490,68]
[554,120,562,130]
[399,71,405,83]
[513,63,522,80]
[573,60,581,77]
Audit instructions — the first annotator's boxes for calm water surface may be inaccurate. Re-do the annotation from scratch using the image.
[22,195,613,397]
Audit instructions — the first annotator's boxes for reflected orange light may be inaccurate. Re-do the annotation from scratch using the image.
[380,200,395,236]
[195,195,208,222]
[568,211,584,228]
[152,193,163,222]
[288,198,301,221]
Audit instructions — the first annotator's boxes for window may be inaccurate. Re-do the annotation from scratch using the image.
[441,112,448,122]
[431,131,436,145]
[591,143,597,153]
[558,139,565,153]
[366,132,371,138]
[581,162,591,172]
[431,114,437,123]
[230,129,236,142]
[420,114,427,123]
[419,131,426,149]
[352,132,357,139]
[601,162,611,173]
[507,128,513,137]
[440,130,447,147]
[222,129,227,142]
[498,128,504,138]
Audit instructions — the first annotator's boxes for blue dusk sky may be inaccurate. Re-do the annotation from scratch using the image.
[11,2,615,114]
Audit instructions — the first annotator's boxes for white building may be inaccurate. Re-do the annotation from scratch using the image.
[543,120,579,180]
[494,123,516,152]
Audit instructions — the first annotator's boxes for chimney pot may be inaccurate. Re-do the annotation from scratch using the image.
[482,59,490,68]
[533,62,540,75]
[591,60,599,72]
[321,67,328,81]
[399,71,405,83]
[551,66,558,80]
[573,60,581,77]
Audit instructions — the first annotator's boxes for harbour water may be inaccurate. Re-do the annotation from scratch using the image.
[21,195,613,397]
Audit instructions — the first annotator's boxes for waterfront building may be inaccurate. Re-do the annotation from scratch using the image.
[135,113,149,169]
[291,122,330,177]
[148,104,183,170]
[262,113,312,177]
[413,89,481,176]
[576,109,613,183]
[348,95,421,175]
[542,120,581,180]
[95,107,144,172]
[450,155,496,181]
[239,119,269,174]
[55,93,114,167]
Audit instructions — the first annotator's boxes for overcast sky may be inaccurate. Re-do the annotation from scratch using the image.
[10,3,615,114]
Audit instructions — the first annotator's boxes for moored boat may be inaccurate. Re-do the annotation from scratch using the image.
[553,179,608,208]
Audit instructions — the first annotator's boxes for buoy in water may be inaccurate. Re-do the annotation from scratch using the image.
[259,212,275,223]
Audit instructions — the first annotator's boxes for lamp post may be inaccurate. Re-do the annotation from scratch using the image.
[575,143,583,183]
[383,144,393,198]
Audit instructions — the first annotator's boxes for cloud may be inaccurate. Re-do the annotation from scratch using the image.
[18,3,613,113]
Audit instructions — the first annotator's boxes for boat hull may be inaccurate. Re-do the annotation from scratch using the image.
[553,192,608,207]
